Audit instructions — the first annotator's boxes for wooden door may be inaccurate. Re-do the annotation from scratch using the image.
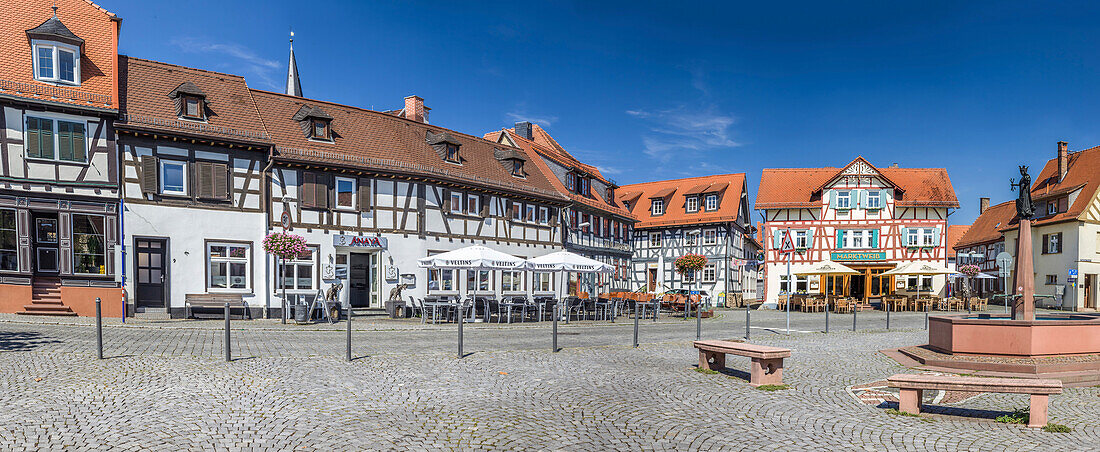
[134,238,168,308]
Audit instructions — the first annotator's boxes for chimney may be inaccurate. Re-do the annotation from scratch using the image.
[404,95,428,123]
[889,163,898,168]
[1057,141,1069,182]
[514,121,533,140]
[979,197,989,214]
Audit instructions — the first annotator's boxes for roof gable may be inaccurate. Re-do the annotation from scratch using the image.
[619,174,747,229]
[756,159,958,209]
[813,156,900,194]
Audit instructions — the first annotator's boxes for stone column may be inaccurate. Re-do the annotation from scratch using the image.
[1013,219,1035,321]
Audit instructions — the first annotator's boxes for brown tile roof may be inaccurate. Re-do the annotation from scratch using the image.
[0,0,120,109]
[485,127,632,219]
[755,159,959,209]
[945,224,970,258]
[116,57,270,145]
[251,89,566,202]
[954,200,1015,249]
[1007,144,1100,228]
[618,174,747,229]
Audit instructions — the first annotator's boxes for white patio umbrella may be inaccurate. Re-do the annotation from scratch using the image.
[883,261,954,300]
[417,245,528,321]
[528,251,614,320]
[793,260,860,299]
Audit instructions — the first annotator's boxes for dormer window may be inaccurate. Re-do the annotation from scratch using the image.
[182,95,204,120]
[445,144,460,163]
[652,199,664,215]
[686,196,699,213]
[511,160,524,177]
[705,193,718,211]
[32,41,80,85]
[312,119,330,140]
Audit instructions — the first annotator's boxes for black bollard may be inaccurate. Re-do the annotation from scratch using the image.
[224,302,231,362]
[852,304,857,332]
[632,304,639,348]
[552,303,559,353]
[925,303,930,330]
[346,303,352,362]
[745,305,751,340]
[825,300,830,333]
[95,297,103,360]
[457,307,464,359]
[886,301,891,330]
[695,300,701,341]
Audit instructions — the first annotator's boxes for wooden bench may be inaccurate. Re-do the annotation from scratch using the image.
[887,374,1062,427]
[693,340,792,386]
[184,294,250,320]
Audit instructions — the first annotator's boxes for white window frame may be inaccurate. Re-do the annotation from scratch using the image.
[867,191,881,209]
[844,230,873,249]
[794,230,808,249]
[466,194,480,215]
[159,160,188,196]
[836,191,851,209]
[649,232,662,248]
[703,263,717,282]
[539,207,549,225]
[275,246,318,292]
[501,270,524,292]
[686,231,698,246]
[24,114,89,164]
[32,40,81,86]
[334,177,357,210]
[466,270,491,292]
[704,194,718,211]
[686,196,699,213]
[652,199,664,215]
[450,192,464,214]
[206,242,251,292]
[1047,202,1057,216]
[525,205,536,223]
[703,229,718,245]
[428,269,456,292]
[921,228,935,246]
[532,272,553,292]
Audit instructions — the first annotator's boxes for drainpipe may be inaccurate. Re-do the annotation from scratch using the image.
[261,149,276,319]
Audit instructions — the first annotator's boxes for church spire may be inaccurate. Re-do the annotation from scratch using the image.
[285,31,303,97]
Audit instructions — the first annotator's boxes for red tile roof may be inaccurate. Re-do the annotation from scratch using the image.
[251,89,566,202]
[756,159,959,209]
[945,224,970,258]
[618,174,747,229]
[485,126,632,220]
[116,57,270,145]
[954,200,1015,249]
[0,0,120,109]
[1006,144,1100,229]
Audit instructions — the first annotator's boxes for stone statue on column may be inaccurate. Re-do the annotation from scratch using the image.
[1011,165,1036,320]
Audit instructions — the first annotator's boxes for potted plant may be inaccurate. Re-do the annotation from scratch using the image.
[674,253,709,316]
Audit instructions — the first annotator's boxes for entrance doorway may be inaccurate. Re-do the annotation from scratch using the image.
[348,253,376,308]
[32,212,59,273]
[849,274,866,300]
[134,238,168,308]
[1085,274,1096,310]
[647,267,657,292]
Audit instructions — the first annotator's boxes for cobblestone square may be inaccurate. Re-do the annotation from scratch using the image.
[0,310,1096,451]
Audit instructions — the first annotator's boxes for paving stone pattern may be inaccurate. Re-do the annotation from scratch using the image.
[0,309,1095,450]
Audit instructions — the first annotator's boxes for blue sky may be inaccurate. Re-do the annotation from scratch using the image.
[109,0,1100,224]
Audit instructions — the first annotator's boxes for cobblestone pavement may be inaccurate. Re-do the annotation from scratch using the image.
[0,309,1095,450]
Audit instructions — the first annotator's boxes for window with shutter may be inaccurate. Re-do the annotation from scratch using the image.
[212,163,229,200]
[140,156,159,194]
[300,172,316,208]
[26,117,54,160]
[480,195,489,217]
[315,174,330,209]
[358,178,371,211]
[441,189,451,213]
[196,162,214,199]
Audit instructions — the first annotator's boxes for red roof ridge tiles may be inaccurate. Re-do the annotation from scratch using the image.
[123,56,247,81]
[756,162,958,209]
[618,173,747,229]
[954,200,1015,249]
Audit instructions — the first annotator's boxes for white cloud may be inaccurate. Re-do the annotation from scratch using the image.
[505,112,558,127]
[627,106,739,161]
[170,37,282,90]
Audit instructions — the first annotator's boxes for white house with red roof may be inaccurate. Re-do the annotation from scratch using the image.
[755,157,959,304]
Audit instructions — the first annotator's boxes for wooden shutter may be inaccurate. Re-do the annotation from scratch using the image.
[315,173,330,209]
[550,208,559,226]
[196,162,214,199]
[140,155,158,194]
[72,122,86,162]
[1041,234,1050,254]
[358,178,371,211]
[1058,197,1068,213]
[441,189,451,213]
[212,163,229,200]
[480,195,489,217]
[26,118,40,158]
[57,121,72,161]
[300,171,316,208]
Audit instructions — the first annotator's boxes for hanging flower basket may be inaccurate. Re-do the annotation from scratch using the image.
[958,264,981,277]
[263,232,308,260]
[674,253,707,275]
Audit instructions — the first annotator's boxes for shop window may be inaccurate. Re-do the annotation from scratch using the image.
[467,270,491,291]
[207,242,251,291]
[0,209,15,271]
[502,270,523,292]
[72,214,106,275]
[428,269,455,292]
[533,272,553,292]
[276,246,317,291]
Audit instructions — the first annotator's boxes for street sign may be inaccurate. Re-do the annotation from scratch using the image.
[995,252,1013,270]
[780,228,795,255]
[1069,269,1078,277]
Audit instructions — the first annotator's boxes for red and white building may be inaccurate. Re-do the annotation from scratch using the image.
[755,157,959,304]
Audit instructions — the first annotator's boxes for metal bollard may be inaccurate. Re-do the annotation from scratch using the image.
[745,306,751,340]
[695,301,701,341]
[346,303,352,362]
[632,305,639,348]
[925,304,930,330]
[886,301,891,330]
[852,305,857,332]
[224,302,231,362]
[95,297,103,360]
[825,301,830,333]
[457,309,464,359]
[552,304,559,353]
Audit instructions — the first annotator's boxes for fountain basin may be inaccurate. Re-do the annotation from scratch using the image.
[929,313,1100,357]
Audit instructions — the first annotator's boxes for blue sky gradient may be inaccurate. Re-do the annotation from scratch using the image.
[108,0,1100,224]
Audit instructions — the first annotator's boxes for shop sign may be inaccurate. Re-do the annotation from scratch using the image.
[333,234,388,249]
[831,251,886,262]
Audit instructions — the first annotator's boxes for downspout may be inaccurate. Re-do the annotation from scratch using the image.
[261,149,276,319]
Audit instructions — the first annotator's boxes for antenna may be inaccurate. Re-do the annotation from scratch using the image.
[289,29,294,43]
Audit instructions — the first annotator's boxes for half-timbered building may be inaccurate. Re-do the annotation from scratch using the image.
[486,122,635,293]
[116,57,272,318]
[255,92,569,310]
[0,0,123,317]
[755,157,959,304]
[953,198,1012,297]
[618,174,755,302]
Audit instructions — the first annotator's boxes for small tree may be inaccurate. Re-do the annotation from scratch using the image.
[263,232,308,320]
